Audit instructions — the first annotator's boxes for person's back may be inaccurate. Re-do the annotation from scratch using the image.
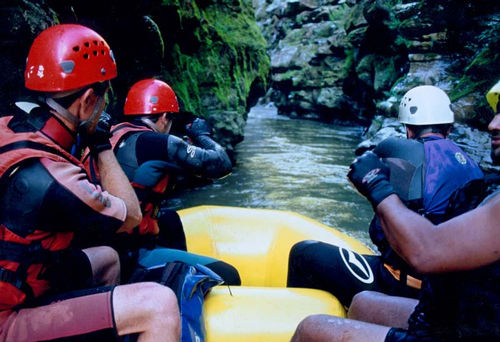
[0,23,180,342]
[82,78,240,285]
[371,86,485,278]
[370,137,484,268]
[289,79,500,342]
[287,85,485,306]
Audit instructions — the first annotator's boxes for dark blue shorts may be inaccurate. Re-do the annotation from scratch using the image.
[385,328,442,342]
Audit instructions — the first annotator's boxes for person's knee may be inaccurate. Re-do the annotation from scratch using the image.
[101,246,120,269]
[205,261,241,285]
[293,314,331,342]
[114,282,180,338]
[288,240,318,286]
[139,282,179,317]
[348,291,383,320]
[290,240,314,260]
[84,246,121,286]
[99,246,120,284]
[136,282,181,337]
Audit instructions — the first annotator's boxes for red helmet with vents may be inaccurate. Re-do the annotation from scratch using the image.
[123,79,179,115]
[25,24,117,92]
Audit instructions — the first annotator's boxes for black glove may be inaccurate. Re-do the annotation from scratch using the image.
[78,111,112,156]
[347,151,396,209]
[185,118,212,139]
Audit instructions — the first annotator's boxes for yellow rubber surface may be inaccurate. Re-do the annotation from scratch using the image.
[178,205,373,342]
[179,205,373,287]
[204,286,345,342]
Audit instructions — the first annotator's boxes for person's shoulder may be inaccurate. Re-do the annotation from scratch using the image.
[137,130,170,144]
[7,158,56,194]
[374,137,423,159]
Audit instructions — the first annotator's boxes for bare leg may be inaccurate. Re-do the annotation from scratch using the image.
[290,314,390,342]
[113,282,180,342]
[348,291,418,329]
[83,246,121,286]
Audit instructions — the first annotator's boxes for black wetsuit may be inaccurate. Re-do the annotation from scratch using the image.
[83,121,240,285]
[287,136,485,306]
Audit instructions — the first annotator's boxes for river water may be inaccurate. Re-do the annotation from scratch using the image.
[167,104,374,247]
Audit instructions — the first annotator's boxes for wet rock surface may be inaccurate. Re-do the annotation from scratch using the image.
[254,0,500,129]
[0,0,270,157]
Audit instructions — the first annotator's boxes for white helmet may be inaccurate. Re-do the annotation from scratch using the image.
[398,85,454,125]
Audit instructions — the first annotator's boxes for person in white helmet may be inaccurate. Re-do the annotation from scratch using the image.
[287,85,484,307]
[289,80,500,342]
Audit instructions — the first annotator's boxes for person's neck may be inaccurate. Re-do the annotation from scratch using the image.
[418,132,445,139]
[39,110,77,151]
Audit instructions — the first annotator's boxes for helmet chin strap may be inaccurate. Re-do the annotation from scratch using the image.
[141,117,161,133]
[46,95,105,133]
[45,97,80,128]
[77,95,105,132]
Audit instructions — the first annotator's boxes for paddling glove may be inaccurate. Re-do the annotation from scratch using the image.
[348,151,396,209]
[79,112,112,156]
[186,118,212,138]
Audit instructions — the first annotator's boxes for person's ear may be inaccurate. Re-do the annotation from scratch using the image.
[81,87,95,108]
[405,126,413,139]
[78,88,100,121]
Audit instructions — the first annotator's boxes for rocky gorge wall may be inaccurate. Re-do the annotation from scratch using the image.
[3,0,500,168]
[253,0,500,170]
[0,0,270,158]
[254,0,500,127]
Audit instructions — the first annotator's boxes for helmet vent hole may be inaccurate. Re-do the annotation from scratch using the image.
[84,42,90,48]
[83,53,89,59]
[101,68,106,75]
[73,46,80,52]
[93,40,98,46]
[93,50,98,56]
[101,49,105,55]
[410,106,418,114]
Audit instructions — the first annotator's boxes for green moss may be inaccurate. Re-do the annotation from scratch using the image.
[160,0,269,117]
[328,3,349,25]
[450,42,500,101]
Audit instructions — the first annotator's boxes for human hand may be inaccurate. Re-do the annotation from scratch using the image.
[79,111,113,156]
[347,151,396,209]
[185,118,212,139]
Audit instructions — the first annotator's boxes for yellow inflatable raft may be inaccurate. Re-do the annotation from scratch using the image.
[178,205,373,342]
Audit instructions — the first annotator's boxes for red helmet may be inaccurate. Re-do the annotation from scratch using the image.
[25,24,117,92]
[123,79,179,115]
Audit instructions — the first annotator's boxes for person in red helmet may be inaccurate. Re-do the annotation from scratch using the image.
[0,24,180,341]
[82,78,240,285]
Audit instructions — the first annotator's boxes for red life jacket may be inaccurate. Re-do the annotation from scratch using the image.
[83,122,170,235]
[0,115,80,309]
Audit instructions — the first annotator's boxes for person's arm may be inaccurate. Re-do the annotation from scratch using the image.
[137,131,232,179]
[167,135,232,178]
[349,151,500,274]
[377,193,500,273]
[96,150,142,233]
[82,113,141,233]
